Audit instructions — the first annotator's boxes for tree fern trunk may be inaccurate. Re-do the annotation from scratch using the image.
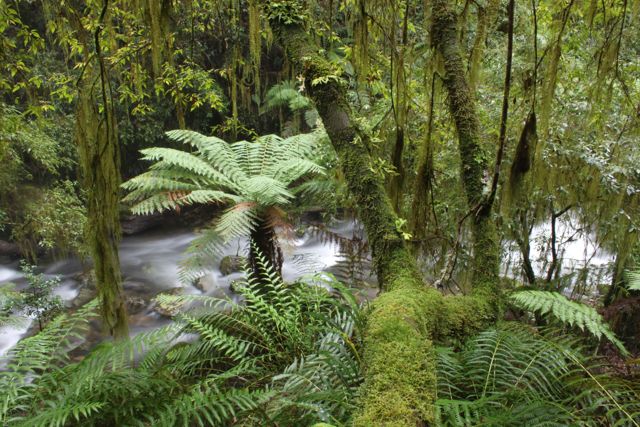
[249,216,283,280]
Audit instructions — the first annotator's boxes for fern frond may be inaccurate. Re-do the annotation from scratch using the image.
[510,290,627,355]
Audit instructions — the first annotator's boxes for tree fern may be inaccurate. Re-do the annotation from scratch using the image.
[122,129,328,282]
[263,80,312,112]
[510,290,627,354]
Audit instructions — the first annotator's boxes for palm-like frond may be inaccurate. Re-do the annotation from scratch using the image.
[122,129,328,282]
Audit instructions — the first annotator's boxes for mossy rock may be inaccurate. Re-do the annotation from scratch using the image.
[219,255,246,276]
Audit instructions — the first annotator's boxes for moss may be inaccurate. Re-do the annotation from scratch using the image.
[267,9,501,425]
[355,287,441,426]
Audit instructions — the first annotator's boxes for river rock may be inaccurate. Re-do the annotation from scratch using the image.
[72,270,96,289]
[71,287,97,308]
[125,296,147,314]
[219,255,246,276]
[0,240,21,258]
[152,287,184,318]
[195,274,218,293]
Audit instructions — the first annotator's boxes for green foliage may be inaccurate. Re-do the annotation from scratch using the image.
[0,254,363,426]
[510,290,627,355]
[122,129,327,281]
[10,182,86,259]
[435,322,640,427]
[264,80,312,112]
[0,104,82,258]
[625,269,640,291]
[12,262,63,331]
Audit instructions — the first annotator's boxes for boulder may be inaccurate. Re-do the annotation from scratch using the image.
[125,296,147,314]
[219,255,246,276]
[0,240,21,259]
[151,287,184,318]
[195,274,217,293]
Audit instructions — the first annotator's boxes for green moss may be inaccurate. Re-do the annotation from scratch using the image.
[355,287,441,426]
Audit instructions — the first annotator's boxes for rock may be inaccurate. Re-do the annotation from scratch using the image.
[195,274,218,293]
[72,270,96,289]
[0,240,20,258]
[219,255,246,276]
[229,280,244,294]
[120,213,165,235]
[151,287,184,318]
[294,225,307,238]
[71,287,97,308]
[125,296,147,314]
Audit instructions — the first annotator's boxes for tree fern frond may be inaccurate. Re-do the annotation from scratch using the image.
[510,290,627,355]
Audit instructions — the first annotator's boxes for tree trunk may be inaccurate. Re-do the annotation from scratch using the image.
[249,215,283,280]
[266,5,500,425]
[432,0,500,296]
[76,73,129,340]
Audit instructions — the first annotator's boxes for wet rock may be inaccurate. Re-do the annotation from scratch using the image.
[219,255,246,276]
[0,240,21,259]
[295,224,308,238]
[120,213,165,235]
[195,274,217,293]
[229,280,243,294]
[71,287,97,308]
[125,296,147,314]
[72,270,96,289]
[151,287,184,318]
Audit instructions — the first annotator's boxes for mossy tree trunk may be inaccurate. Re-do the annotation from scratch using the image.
[432,0,500,295]
[74,2,129,339]
[76,73,129,340]
[265,3,502,425]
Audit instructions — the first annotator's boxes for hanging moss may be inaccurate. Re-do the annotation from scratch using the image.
[352,0,369,81]
[507,110,537,202]
[146,0,163,78]
[468,0,499,93]
[248,0,262,95]
[265,4,501,424]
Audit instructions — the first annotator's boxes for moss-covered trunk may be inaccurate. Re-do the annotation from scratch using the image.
[76,67,128,339]
[432,0,500,294]
[266,4,500,425]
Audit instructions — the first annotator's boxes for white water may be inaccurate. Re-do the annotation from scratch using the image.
[503,216,614,293]
[1,215,615,356]
[0,219,360,356]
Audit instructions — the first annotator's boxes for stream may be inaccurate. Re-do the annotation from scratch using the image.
[0,219,372,357]
[0,214,615,357]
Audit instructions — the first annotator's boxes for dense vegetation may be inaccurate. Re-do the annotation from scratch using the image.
[1,0,639,425]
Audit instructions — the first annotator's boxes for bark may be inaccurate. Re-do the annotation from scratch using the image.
[266,5,499,425]
[249,216,283,280]
[432,0,500,296]
[76,73,129,339]
[74,0,129,339]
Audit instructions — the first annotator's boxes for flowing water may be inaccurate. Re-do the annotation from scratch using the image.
[0,215,615,356]
[0,219,368,356]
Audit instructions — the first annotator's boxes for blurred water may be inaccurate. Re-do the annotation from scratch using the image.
[0,219,360,356]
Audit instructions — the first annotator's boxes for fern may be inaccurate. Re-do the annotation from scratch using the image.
[263,80,312,112]
[1,254,363,426]
[435,322,640,427]
[625,269,640,291]
[122,129,328,282]
[510,290,627,354]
